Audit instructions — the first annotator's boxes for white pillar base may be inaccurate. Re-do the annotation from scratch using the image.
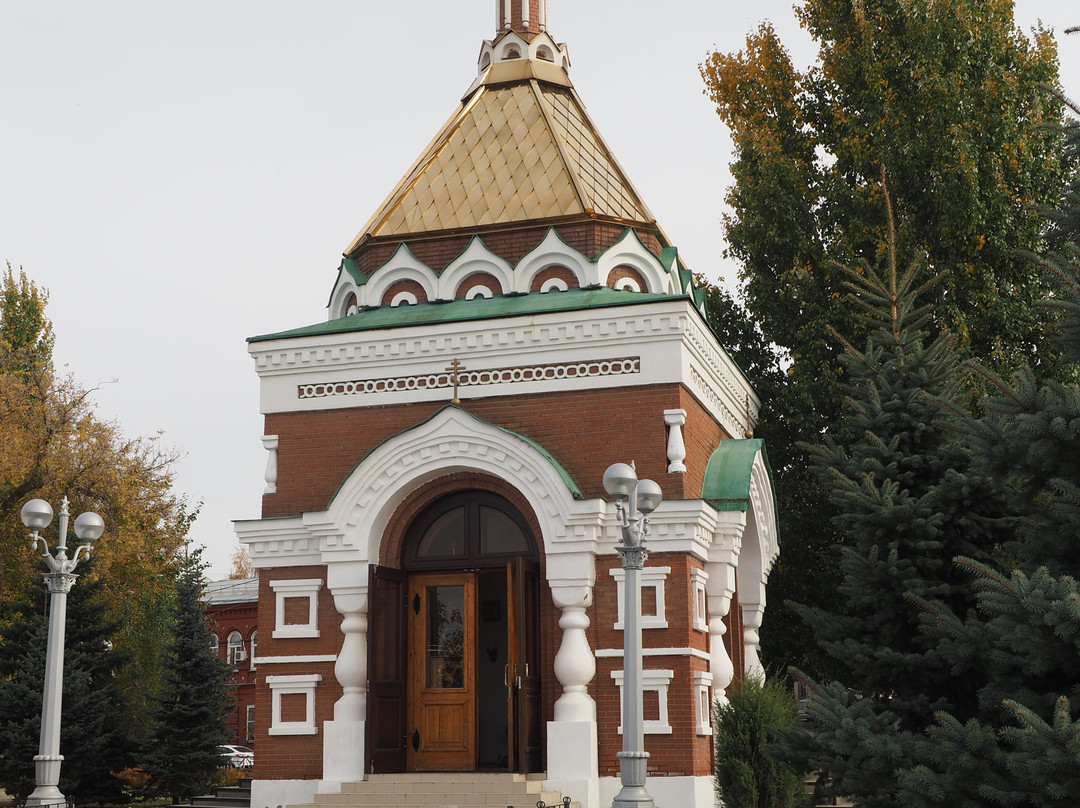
[322,719,366,782]
[545,720,599,808]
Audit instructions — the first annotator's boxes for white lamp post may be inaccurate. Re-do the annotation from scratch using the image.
[603,462,662,808]
[20,496,105,808]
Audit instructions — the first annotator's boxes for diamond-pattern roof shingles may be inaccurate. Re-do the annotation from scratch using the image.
[353,79,651,246]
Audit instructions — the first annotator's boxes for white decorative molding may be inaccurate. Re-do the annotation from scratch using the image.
[596,229,673,295]
[664,409,687,473]
[360,244,436,308]
[261,434,279,494]
[690,567,709,633]
[694,671,714,736]
[267,674,322,736]
[595,647,711,662]
[297,357,639,401]
[270,578,323,638]
[249,654,338,665]
[611,669,674,735]
[438,237,515,300]
[610,566,670,630]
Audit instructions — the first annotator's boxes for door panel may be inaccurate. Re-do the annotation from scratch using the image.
[367,565,407,774]
[407,572,476,770]
[513,559,542,772]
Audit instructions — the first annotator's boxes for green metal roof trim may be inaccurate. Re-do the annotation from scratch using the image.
[249,287,689,343]
[325,404,583,510]
[701,438,778,514]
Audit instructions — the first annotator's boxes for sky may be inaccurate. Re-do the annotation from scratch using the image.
[1,1,1077,578]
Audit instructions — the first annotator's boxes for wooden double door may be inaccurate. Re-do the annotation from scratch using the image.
[367,493,541,774]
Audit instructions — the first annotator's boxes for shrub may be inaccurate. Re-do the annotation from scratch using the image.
[713,675,809,808]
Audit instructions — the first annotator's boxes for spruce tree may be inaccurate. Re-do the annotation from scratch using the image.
[0,553,132,805]
[781,182,1011,806]
[893,102,1080,807]
[141,547,233,804]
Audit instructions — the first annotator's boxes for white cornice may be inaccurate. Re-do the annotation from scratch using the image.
[249,297,757,439]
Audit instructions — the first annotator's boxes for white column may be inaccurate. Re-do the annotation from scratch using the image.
[323,571,368,783]
[742,597,766,681]
[547,582,599,808]
[663,409,687,473]
[704,565,736,705]
[261,435,279,494]
[521,0,529,30]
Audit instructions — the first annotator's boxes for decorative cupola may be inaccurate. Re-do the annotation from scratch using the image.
[475,0,569,79]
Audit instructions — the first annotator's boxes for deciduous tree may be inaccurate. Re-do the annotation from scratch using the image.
[700,0,1072,676]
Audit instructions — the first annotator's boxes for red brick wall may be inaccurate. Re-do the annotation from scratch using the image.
[263,384,723,519]
[589,552,714,778]
[380,279,428,306]
[252,567,343,781]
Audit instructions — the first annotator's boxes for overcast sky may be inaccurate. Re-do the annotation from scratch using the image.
[2,1,1077,578]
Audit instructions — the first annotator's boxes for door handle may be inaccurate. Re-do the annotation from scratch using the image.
[504,663,512,688]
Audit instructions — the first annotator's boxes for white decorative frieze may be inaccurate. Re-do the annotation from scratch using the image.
[298,356,639,401]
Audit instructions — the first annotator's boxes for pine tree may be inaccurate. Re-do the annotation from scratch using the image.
[781,179,1012,806]
[0,553,132,805]
[141,547,233,803]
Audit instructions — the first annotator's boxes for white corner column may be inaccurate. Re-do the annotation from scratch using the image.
[547,574,599,808]
[707,518,744,705]
[323,562,369,783]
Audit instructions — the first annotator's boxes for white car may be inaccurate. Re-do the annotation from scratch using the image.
[217,744,254,768]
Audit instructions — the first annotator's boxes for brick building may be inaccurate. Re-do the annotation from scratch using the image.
[235,4,779,807]
[204,578,259,748]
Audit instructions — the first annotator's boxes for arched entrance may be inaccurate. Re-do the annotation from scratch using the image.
[367,491,541,774]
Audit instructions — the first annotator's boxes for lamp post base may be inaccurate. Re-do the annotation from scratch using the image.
[26,754,66,808]
[611,751,657,808]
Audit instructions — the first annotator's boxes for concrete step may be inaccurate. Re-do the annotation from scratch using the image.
[294,773,580,808]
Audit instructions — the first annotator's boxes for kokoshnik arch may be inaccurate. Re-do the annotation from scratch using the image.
[235,4,780,807]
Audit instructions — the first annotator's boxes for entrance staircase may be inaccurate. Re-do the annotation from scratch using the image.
[296,773,580,808]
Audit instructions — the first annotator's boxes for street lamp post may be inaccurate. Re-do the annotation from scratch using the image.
[20,496,105,808]
[603,462,662,808]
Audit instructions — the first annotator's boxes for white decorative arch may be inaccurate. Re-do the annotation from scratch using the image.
[328,281,360,320]
[596,230,674,294]
[514,228,591,292]
[364,244,437,307]
[734,449,779,678]
[438,237,514,300]
[302,406,600,565]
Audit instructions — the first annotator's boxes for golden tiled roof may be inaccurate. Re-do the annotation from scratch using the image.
[346,69,654,253]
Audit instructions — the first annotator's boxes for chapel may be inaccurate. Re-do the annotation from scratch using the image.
[236,3,779,807]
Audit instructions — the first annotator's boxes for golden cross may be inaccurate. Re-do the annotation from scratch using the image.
[446,358,466,404]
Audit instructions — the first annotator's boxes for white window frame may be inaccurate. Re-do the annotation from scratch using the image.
[227,631,245,665]
[245,704,256,743]
[266,674,321,735]
[610,566,670,630]
[694,671,714,735]
[269,578,323,638]
[611,668,674,735]
[691,568,709,633]
[249,630,258,670]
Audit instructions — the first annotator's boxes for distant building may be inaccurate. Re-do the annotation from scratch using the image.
[204,577,259,747]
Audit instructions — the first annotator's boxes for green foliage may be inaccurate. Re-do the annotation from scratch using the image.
[713,675,809,808]
[0,554,133,805]
[0,267,193,744]
[140,548,234,803]
[1,262,54,374]
[779,97,1080,807]
[700,0,1074,681]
